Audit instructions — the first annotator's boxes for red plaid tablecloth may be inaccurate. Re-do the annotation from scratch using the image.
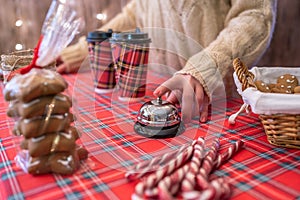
[0,70,299,200]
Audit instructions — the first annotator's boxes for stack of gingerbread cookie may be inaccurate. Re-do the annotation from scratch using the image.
[4,68,88,175]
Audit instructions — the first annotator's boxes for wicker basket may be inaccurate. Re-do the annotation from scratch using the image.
[1,49,34,71]
[1,49,56,83]
[232,58,300,149]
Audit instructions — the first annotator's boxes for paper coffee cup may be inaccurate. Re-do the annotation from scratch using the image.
[87,29,116,93]
[109,28,151,101]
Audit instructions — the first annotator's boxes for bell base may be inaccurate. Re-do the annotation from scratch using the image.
[134,122,185,139]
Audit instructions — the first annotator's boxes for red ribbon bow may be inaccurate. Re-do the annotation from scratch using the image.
[20,35,44,74]
[7,35,44,80]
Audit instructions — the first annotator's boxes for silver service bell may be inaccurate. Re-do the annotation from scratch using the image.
[134,97,184,138]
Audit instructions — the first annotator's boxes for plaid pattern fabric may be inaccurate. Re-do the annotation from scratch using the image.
[88,41,116,91]
[0,70,299,200]
[111,42,149,99]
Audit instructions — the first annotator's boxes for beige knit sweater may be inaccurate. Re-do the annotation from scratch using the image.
[61,0,277,98]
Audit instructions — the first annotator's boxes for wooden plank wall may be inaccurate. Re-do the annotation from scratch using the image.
[0,0,126,54]
[258,0,300,67]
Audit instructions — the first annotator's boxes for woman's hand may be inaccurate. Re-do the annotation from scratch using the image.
[153,74,209,123]
[56,57,80,74]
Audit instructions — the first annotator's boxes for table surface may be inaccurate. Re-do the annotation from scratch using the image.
[0,70,299,200]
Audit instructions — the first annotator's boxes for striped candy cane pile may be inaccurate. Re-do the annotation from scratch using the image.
[127,137,244,200]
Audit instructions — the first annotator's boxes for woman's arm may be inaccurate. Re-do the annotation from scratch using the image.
[154,0,277,122]
[178,0,277,100]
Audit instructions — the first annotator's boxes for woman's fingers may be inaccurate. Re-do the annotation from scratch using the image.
[181,83,195,123]
[166,90,181,105]
[154,74,209,123]
[56,62,79,74]
[153,75,182,97]
[56,63,68,74]
[153,85,170,97]
[194,83,209,122]
[180,75,200,123]
[200,95,209,122]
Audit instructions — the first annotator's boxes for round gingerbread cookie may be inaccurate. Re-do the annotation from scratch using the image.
[268,83,277,91]
[275,74,299,94]
[271,83,293,94]
[254,80,271,93]
[294,85,300,94]
[277,74,298,86]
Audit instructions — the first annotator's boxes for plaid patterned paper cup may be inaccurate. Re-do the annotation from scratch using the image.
[110,28,151,101]
[87,30,115,94]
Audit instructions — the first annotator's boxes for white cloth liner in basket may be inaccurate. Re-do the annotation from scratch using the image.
[230,66,300,123]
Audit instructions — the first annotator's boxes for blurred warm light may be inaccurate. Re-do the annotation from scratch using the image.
[59,0,66,3]
[96,13,107,20]
[15,19,23,27]
[15,44,23,50]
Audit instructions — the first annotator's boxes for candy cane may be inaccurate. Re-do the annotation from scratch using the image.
[133,145,194,198]
[156,137,205,197]
[126,145,187,180]
[199,138,220,178]
[157,178,174,200]
[189,137,206,174]
[158,164,190,198]
[144,145,193,188]
[144,188,159,199]
[131,138,240,200]
[133,164,189,199]
[213,140,244,169]
[133,182,146,199]
[211,178,232,200]
[182,178,231,200]
[181,137,205,192]
[196,139,220,190]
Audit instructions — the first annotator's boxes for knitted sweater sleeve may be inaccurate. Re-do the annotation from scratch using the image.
[176,0,277,100]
